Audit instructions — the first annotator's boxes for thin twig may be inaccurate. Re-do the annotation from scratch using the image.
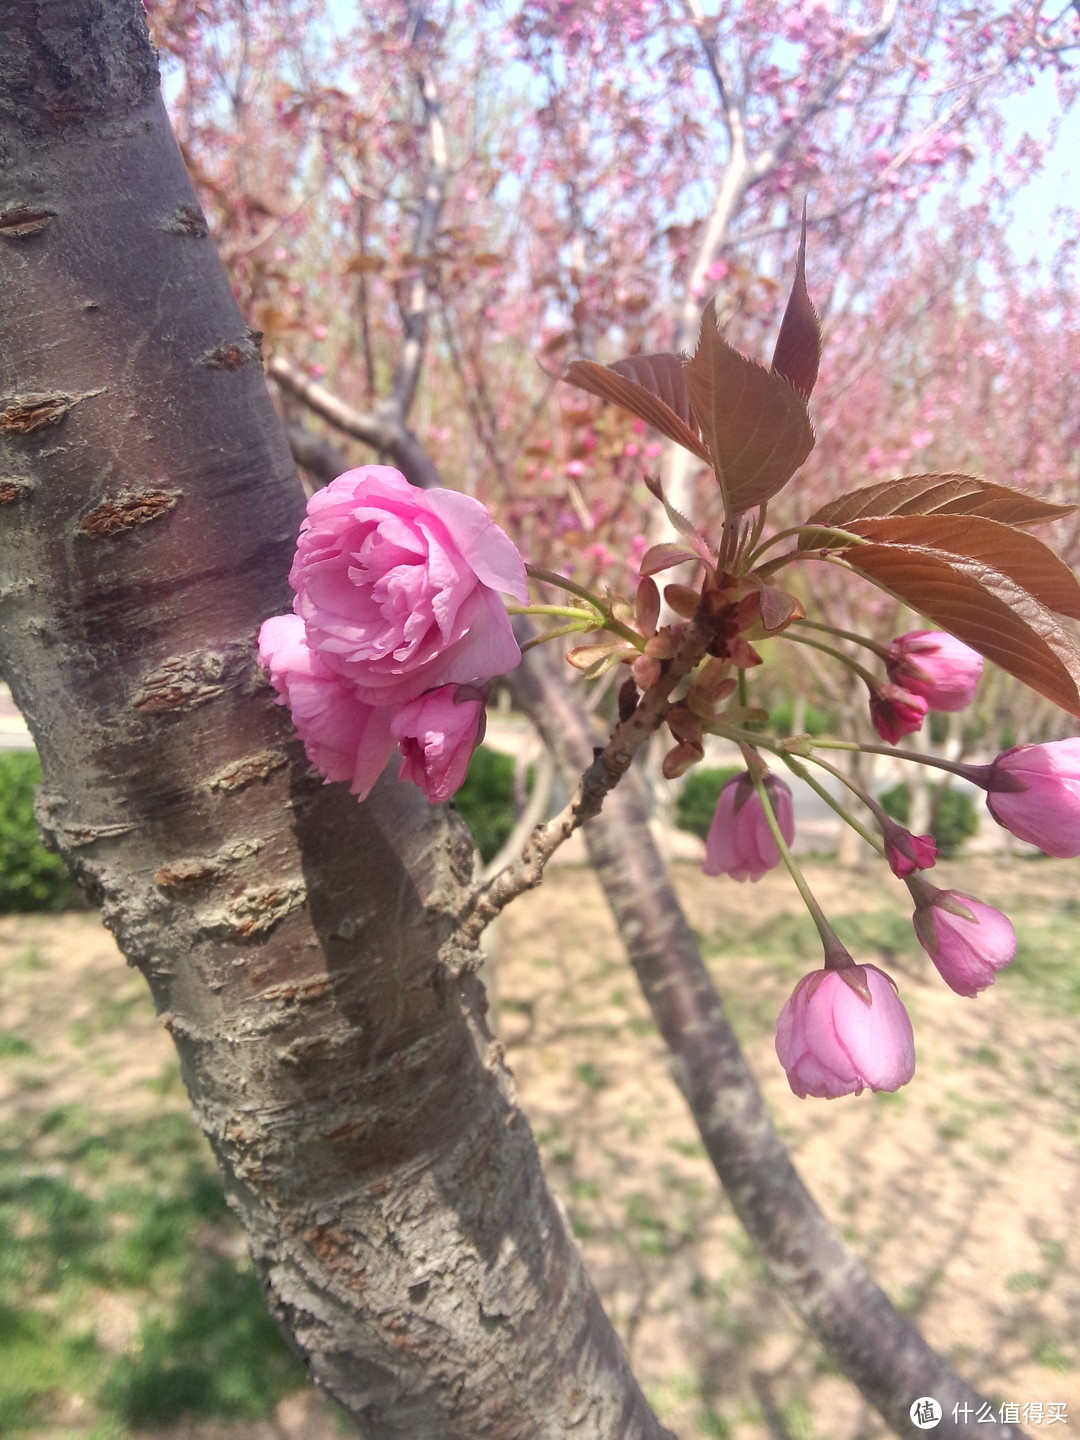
[460,614,714,942]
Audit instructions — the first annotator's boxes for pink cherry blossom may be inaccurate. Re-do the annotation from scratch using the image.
[868,682,927,744]
[289,466,528,708]
[885,630,983,712]
[984,739,1080,858]
[775,964,916,1099]
[391,685,487,804]
[703,773,794,882]
[257,614,395,799]
[911,888,1016,997]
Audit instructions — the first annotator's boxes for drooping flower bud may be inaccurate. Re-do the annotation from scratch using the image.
[390,685,487,804]
[775,964,916,1099]
[703,772,795,882]
[868,683,928,744]
[983,739,1080,858]
[886,631,983,712]
[911,887,1016,997]
[881,816,937,878]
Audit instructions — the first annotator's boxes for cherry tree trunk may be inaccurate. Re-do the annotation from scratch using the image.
[0,4,671,1437]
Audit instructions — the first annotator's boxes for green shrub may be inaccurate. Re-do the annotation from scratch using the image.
[452,746,517,864]
[0,751,77,912]
[675,766,742,841]
[878,780,978,859]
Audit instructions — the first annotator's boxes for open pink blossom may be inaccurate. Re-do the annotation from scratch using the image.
[912,888,1016,997]
[984,739,1080,858]
[257,614,395,799]
[289,466,528,707]
[391,685,486,804]
[869,683,927,744]
[775,964,916,1099]
[886,631,983,712]
[703,773,794,882]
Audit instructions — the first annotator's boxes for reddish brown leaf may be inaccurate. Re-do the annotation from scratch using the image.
[638,541,704,576]
[801,474,1074,545]
[770,214,821,401]
[757,584,804,632]
[642,474,716,565]
[609,353,697,429]
[684,298,814,516]
[843,543,1080,716]
[843,514,1080,621]
[564,359,711,463]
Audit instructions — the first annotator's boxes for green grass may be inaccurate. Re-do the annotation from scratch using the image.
[707,908,916,977]
[0,1104,307,1434]
[706,898,1080,1029]
[1001,905,1080,1014]
[0,1030,34,1058]
[574,1060,610,1092]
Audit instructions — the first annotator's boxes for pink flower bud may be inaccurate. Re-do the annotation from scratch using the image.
[775,965,916,1099]
[882,820,937,878]
[885,630,983,712]
[390,684,486,804]
[869,683,927,744]
[911,888,1016,996]
[703,773,794,882]
[984,739,1080,857]
[257,614,395,799]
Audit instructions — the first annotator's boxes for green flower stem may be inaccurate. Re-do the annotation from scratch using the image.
[743,502,768,564]
[807,736,993,786]
[507,604,601,622]
[520,621,601,653]
[795,747,886,821]
[525,565,604,606]
[780,754,884,857]
[755,550,865,583]
[744,523,872,568]
[782,631,880,691]
[792,617,891,661]
[599,616,647,650]
[520,568,646,651]
[750,769,850,966]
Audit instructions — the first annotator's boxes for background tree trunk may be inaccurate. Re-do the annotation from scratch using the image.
[509,637,1025,1440]
[0,5,671,1436]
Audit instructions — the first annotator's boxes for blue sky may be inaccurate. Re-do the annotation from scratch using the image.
[995,69,1077,266]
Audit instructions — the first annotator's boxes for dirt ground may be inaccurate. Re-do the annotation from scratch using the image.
[1,854,1077,1439]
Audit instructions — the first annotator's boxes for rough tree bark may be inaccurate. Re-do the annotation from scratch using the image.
[0,5,671,1437]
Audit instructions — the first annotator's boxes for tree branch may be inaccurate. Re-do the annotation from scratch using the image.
[388,4,449,422]
[283,419,349,487]
[462,618,713,943]
[267,354,441,489]
[749,0,899,186]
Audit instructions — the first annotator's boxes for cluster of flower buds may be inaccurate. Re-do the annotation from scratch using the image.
[700,731,1080,1098]
[868,630,984,743]
[258,467,527,804]
[550,238,1080,1101]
